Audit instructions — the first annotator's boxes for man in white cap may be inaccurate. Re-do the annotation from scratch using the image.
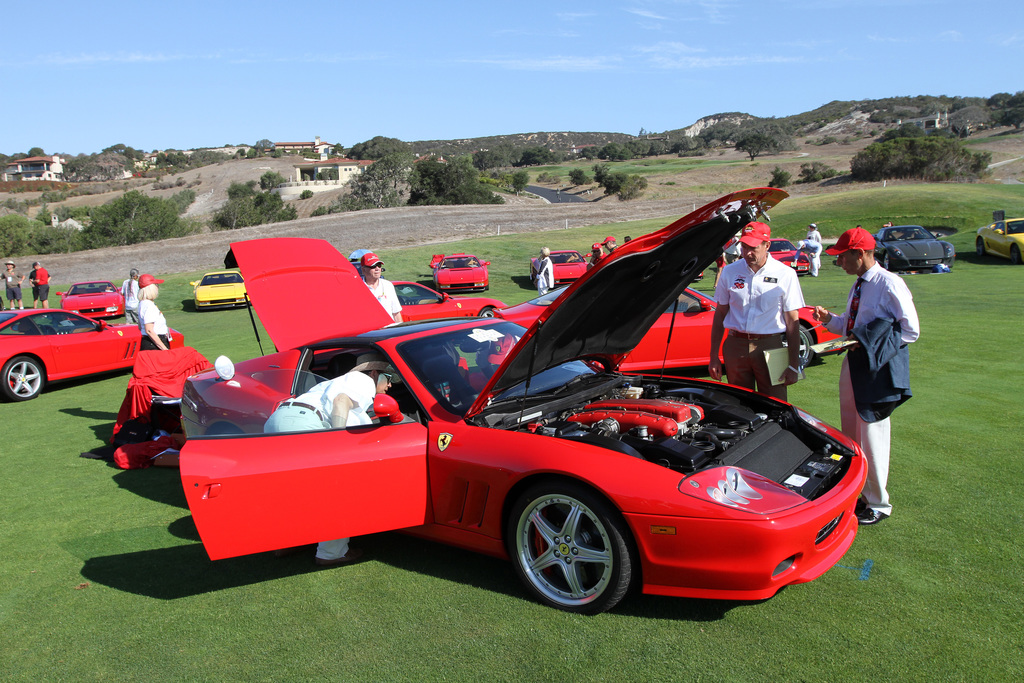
[359,252,402,322]
[708,221,805,400]
[800,223,823,276]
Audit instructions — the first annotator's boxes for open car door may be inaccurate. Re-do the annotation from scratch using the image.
[181,416,429,560]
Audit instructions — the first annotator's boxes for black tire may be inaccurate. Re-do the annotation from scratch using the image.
[976,237,986,258]
[506,481,635,614]
[1012,245,1022,265]
[478,306,496,318]
[797,324,816,367]
[2,355,45,401]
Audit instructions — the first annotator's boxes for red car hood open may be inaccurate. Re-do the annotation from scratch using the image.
[226,237,393,351]
[467,188,788,418]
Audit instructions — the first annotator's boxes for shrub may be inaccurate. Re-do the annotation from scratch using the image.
[568,168,591,186]
[617,175,648,201]
[797,162,839,183]
[769,166,791,188]
[850,137,990,181]
[311,206,328,217]
[300,189,314,199]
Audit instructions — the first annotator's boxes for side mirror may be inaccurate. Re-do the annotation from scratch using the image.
[189,281,198,286]
[701,300,714,312]
[373,394,404,423]
[441,293,451,302]
[97,320,109,331]
[995,229,1005,235]
[482,261,491,266]
[56,291,64,297]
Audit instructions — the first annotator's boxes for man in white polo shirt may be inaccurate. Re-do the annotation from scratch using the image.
[708,221,805,401]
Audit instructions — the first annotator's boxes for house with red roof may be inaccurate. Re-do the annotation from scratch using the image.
[3,155,66,181]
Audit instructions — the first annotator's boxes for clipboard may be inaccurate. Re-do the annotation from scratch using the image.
[810,337,858,355]
[762,347,804,385]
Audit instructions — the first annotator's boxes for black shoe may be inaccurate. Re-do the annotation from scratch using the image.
[857,508,889,526]
[854,498,868,515]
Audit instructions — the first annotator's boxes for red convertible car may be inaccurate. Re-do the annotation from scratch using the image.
[497,287,840,369]
[429,253,490,292]
[179,188,866,614]
[768,239,811,276]
[393,282,506,321]
[530,249,588,286]
[58,281,125,319]
[1,309,184,401]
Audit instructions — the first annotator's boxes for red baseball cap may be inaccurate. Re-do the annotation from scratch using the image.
[738,221,771,247]
[138,274,164,288]
[602,236,616,244]
[825,227,876,255]
[360,252,384,268]
[592,243,602,250]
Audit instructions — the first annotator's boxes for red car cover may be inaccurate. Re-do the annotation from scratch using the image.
[112,347,211,443]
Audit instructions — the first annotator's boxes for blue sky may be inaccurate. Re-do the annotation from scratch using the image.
[2,0,1021,156]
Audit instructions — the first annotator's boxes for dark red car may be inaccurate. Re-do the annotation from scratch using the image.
[1,309,184,401]
[497,287,841,369]
[58,281,125,319]
[393,281,506,321]
[179,189,865,614]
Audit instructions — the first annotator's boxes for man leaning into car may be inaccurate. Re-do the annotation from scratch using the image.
[708,221,805,401]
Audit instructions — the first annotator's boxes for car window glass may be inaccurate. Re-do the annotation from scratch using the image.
[0,316,41,335]
[1006,220,1023,235]
[43,311,97,334]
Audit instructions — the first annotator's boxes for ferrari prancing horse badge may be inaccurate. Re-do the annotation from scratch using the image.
[437,433,453,451]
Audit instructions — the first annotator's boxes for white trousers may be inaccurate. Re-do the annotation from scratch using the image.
[840,357,892,515]
[316,538,351,560]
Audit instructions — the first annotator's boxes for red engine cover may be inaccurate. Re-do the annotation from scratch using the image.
[583,398,704,424]
[567,410,679,438]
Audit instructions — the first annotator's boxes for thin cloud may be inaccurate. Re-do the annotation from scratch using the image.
[465,55,621,72]
[22,52,207,66]
[626,8,671,20]
[937,30,963,42]
[648,53,803,69]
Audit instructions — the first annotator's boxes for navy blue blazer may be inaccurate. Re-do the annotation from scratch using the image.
[848,317,912,422]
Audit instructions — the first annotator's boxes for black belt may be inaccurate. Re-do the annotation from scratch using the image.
[278,400,327,423]
[730,331,782,340]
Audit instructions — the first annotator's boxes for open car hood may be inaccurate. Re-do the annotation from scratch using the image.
[226,237,393,351]
[467,187,788,418]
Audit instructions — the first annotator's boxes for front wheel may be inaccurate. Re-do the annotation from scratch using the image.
[507,481,635,614]
[797,325,816,367]
[976,237,986,258]
[478,306,496,318]
[1012,245,1022,265]
[2,355,45,401]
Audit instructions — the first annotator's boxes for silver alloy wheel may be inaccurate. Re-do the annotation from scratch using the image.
[478,306,496,318]
[3,356,44,401]
[797,325,815,367]
[512,492,614,608]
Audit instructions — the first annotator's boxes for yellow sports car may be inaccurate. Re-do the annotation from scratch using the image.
[977,217,1024,264]
[190,270,247,310]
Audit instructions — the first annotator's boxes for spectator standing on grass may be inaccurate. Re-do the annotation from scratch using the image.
[588,243,603,270]
[601,236,617,255]
[708,222,805,401]
[5,261,25,310]
[29,261,50,308]
[536,247,555,295]
[802,223,823,277]
[122,269,140,323]
[813,227,919,526]
[360,252,402,322]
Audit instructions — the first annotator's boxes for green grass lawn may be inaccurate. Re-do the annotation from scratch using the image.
[2,188,1022,681]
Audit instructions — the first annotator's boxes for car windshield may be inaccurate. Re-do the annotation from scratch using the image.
[201,272,243,286]
[398,321,526,414]
[885,226,932,241]
[523,286,568,307]
[442,257,478,269]
[550,252,583,264]
[68,282,114,295]
[769,240,796,252]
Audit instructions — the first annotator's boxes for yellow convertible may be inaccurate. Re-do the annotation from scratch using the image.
[190,270,247,310]
[977,217,1024,264]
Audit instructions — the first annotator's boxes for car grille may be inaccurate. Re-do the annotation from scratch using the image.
[815,513,843,544]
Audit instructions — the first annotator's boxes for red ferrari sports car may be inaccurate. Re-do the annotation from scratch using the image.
[58,281,125,319]
[530,249,588,286]
[179,188,866,614]
[497,287,841,369]
[768,239,811,276]
[429,253,490,292]
[393,282,506,322]
[1,309,184,401]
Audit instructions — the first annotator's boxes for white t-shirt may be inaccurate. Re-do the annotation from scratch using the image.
[122,278,139,307]
[364,278,402,319]
[138,299,169,337]
[715,255,805,335]
[296,371,376,426]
